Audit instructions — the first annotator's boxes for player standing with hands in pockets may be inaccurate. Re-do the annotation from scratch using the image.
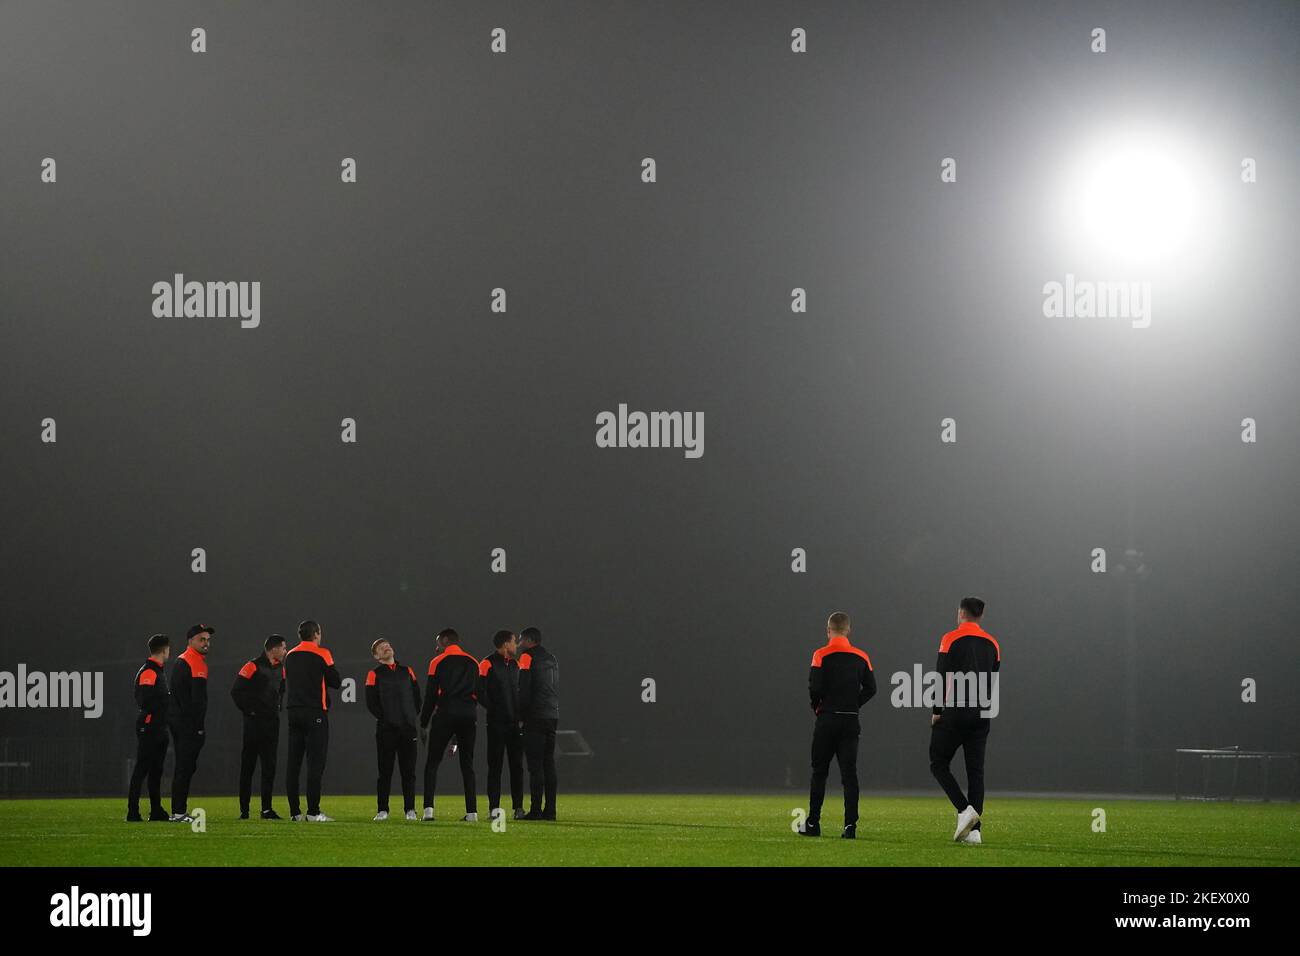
[803,611,876,839]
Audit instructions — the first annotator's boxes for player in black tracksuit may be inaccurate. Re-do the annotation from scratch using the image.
[366,638,422,819]
[168,624,214,821]
[476,630,525,819]
[929,597,1001,841]
[231,635,287,819]
[126,634,172,822]
[804,612,876,838]
[517,627,559,820]
[283,620,342,820]
[419,629,480,819]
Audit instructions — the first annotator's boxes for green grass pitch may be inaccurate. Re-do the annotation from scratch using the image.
[0,794,1296,866]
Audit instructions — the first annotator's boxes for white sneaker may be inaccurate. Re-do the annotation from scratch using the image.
[422,807,434,821]
[168,813,194,823]
[961,829,982,845]
[463,812,478,822]
[405,810,417,821]
[290,814,304,822]
[953,806,980,842]
[306,813,334,823]
[373,811,389,821]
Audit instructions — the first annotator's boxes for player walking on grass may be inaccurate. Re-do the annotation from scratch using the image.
[928,596,1001,844]
[802,611,877,839]
[168,624,213,823]
[366,638,422,821]
[419,628,480,821]
[231,634,287,820]
[126,634,171,822]
[284,620,341,822]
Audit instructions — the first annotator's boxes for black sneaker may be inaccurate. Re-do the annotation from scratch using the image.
[239,810,249,820]
[522,809,543,820]
[540,810,556,821]
[513,808,527,820]
[799,820,822,837]
[148,809,170,822]
[841,824,856,839]
[126,811,144,822]
[261,809,282,820]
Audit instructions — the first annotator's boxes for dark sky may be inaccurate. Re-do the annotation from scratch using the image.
[1,0,1296,795]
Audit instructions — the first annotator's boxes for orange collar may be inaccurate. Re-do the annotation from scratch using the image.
[825,634,850,648]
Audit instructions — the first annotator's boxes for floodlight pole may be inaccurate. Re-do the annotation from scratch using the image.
[1123,330,1142,791]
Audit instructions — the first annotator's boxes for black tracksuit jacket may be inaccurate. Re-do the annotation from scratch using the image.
[168,647,209,731]
[419,644,479,726]
[230,652,285,719]
[366,661,423,730]
[517,644,559,721]
[932,621,1000,718]
[284,641,342,711]
[133,659,169,732]
[808,635,877,715]
[476,651,520,724]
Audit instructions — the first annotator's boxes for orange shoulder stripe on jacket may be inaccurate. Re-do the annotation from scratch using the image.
[811,643,872,669]
[181,647,209,679]
[938,625,1001,661]
[441,645,479,666]
[365,670,377,686]
[289,642,335,666]
[138,668,157,686]
[237,661,257,679]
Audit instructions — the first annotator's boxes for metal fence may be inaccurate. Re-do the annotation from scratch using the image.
[3,733,1297,800]
[1174,747,1300,802]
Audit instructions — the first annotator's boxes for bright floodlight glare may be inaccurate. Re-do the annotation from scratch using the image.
[1059,128,1207,269]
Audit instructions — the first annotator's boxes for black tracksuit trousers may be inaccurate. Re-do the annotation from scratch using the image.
[929,714,990,830]
[286,708,329,817]
[523,717,558,815]
[239,716,279,815]
[809,712,860,827]
[485,721,525,813]
[377,724,418,814]
[424,714,477,813]
[128,727,169,816]
[169,724,205,814]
